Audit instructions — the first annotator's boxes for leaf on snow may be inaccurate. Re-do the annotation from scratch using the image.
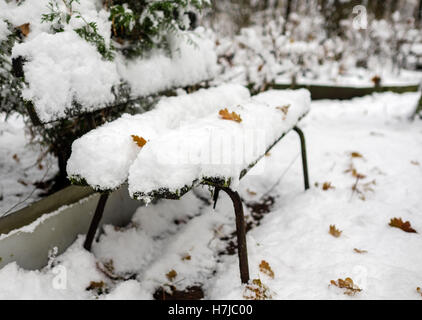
[322,182,335,191]
[411,161,420,166]
[259,260,275,279]
[17,23,30,37]
[219,108,242,123]
[417,287,422,297]
[181,254,191,261]
[243,279,272,300]
[345,164,366,179]
[389,218,417,233]
[247,189,257,196]
[329,225,342,238]
[353,248,368,254]
[276,105,290,120]
[131,135,147,148]
[166,269,178,282]
[330,278,362,296]
[350,152,363,158]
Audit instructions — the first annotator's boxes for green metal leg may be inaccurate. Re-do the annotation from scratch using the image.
[220,187,250,284]
[293,126,310,190]
[84,192,109,251]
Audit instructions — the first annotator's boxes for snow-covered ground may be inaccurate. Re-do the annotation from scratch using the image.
[0,91,421,299]
[0,114,57,216]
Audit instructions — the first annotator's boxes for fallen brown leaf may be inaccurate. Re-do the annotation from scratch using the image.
[330,277,362,296]
[219,108,242,123]
[350,152,363,158]
[181,254,191,261]
[276,105,291,120]
[166,269,177,282]
[259,260,274,279]
[353,248,368,254]
[417,287,422,297]
[243,279,272,300]
[322,182,335,191]
[131,135,147,148]
[411,161,420,166]
[329,225,342,238]
[247,189,257,196]
[389,218,417,233]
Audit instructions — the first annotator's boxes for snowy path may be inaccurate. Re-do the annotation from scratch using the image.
[0,91,421,299]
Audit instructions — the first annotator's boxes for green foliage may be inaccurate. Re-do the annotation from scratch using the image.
[109,0,210,58]
[0,21,25,117]
[41,0,115,60]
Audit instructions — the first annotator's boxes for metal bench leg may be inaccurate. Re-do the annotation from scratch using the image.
[220,187,250,284]
[84,192,109,251]
[293,126,310,190]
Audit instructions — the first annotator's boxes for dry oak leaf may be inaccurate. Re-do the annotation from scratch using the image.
[243,279,272,300]
[417,287,422,297]
[353,248,368,254]
[389,218,417,233]
[330,278,362,296]
[350,152,363,158]
[247,189,257,196]
[259,260,275,279]
[329,225,342,238]
[131,135,147,148]
[17,23,30,37]
[276,105,291,119]
[181,254,191,261]
[166,269,178,282]
[219,108,242,123]
[322,182,335,191]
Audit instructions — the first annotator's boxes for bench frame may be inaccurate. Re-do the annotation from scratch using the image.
[82,125,310,285]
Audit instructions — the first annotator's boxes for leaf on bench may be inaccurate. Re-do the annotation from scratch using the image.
[389,218,417,233]
[219,108,242,123]
[276,104,290,120]
[131,135,147,148]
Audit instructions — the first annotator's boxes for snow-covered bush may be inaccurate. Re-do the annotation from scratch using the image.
[0,0,214,189]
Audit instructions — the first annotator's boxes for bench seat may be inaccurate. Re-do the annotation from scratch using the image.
[128,89,311,202]
[66,84,251,191]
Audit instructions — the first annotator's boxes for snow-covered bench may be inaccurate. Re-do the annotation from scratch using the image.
[67,84,311,284]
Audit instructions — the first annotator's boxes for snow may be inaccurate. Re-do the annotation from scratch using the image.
[118,29,218,98]
[0,91,421,299]
[127,89,311,200]
[67,84,251,190]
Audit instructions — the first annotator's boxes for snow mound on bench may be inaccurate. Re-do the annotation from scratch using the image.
[128,89,311,200]
[66,84,251,190]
